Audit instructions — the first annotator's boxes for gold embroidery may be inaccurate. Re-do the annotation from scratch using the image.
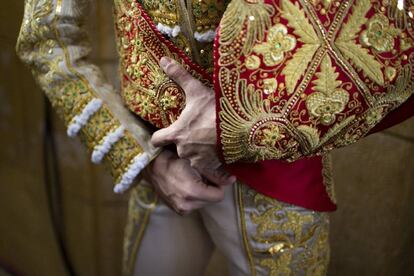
[192,0,229,31]
[139,0,179,26]
[311,0,333,10]
[236,184,257,276]
[238,184,330,275]
[219,68,301,162]
[263,78,278,95]
[306,55,349,126]
[219,0,274,61]
[322,154,336,204]
[335,0,384,85]
[123,184,158,276]
[336,0,371,42]
[115,0,211,128]
[17,0,145,187]
[79,105,119,149]
[360,13,400,53]
[386,0,414,30]
[253,24,297,67]
[280,0,321,94]
[217,0,414,164]
[385,66,397,82]
[246,55,262,70]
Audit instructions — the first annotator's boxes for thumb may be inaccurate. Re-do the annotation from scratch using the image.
[160,57,193,90]
[151,126,178,147]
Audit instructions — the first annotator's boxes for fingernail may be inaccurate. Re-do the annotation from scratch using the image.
[160,57,171,69]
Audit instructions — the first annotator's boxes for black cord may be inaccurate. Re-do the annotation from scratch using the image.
[43,97,77,276]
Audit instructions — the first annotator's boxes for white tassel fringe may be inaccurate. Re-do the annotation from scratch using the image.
[397,0,404,10]
[113,152,151,194]
[156,23,181,38]
[67,98,103,137]
[91,126,125,164]
[194,30,216,43]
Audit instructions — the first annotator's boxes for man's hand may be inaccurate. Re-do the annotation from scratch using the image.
[151,57,236,186]
[144,150,227,215]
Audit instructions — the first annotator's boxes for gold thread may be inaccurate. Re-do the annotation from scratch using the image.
[52,0,144,181]
[125,199,157,276]
[236,183,256,276]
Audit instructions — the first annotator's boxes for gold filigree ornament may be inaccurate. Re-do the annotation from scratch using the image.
[253,24,297,67]
[280,0,321,94]
[219,0,275,57]
[263,78,278,95]
[335,0,385,85]
[386,0,414,30]
[246,55,262,70]
[360,13,400,53]
[306,55,349,126]
[365,107,384,126]
[260,124,285,147]
[311,0,333,9]
[219,69,301,162]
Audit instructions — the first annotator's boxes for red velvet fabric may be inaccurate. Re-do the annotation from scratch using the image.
[128,1,413,213]
[225,157,337,212]
[212,2,414,213]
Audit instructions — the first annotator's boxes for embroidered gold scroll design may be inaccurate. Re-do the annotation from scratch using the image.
[217,0,414,163]
[238,184,330,275]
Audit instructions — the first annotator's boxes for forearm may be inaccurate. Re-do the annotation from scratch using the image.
[17,0,160,192]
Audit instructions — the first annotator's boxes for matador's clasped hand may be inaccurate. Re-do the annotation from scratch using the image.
[151,57,236,187]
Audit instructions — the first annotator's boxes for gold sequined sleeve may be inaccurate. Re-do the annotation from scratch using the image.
[16,0,161,193]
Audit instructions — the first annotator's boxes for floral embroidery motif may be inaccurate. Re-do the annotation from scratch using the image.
[263,78,278,94]
[159,90,179,110]
[360,14,400,53]
[306,56,349,126]
[311,0,333,9]
[280,0,320,94]
[253,24,297,67]
[260,124,285,147]
[246,55,261,70]
[216,0,414,164]
[134,93,157,117]
[365,107,384,126]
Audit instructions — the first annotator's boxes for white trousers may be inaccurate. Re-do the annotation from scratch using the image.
[123,181,330,276]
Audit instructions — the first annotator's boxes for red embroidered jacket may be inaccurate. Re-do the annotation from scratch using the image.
[115,0,414,211]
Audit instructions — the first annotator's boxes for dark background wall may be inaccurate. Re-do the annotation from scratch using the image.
[1,1,413,276]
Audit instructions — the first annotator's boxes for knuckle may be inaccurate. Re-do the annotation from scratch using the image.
[177,146,188,159]
[174,201,186,213]
[176,202,192,215]
[184,188,197,200]
[190,159,202,170]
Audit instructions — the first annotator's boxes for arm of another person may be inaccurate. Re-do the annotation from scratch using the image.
[16,0,160,193]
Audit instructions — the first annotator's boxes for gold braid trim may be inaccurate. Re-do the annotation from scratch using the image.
[17,0,144,184]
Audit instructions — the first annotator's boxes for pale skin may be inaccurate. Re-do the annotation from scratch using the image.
[145,57,236,215]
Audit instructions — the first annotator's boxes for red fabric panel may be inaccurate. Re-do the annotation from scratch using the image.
[225,157,337,212]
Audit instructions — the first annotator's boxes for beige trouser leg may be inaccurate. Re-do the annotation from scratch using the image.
[126,181,214,276]
[124,181,330,276]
